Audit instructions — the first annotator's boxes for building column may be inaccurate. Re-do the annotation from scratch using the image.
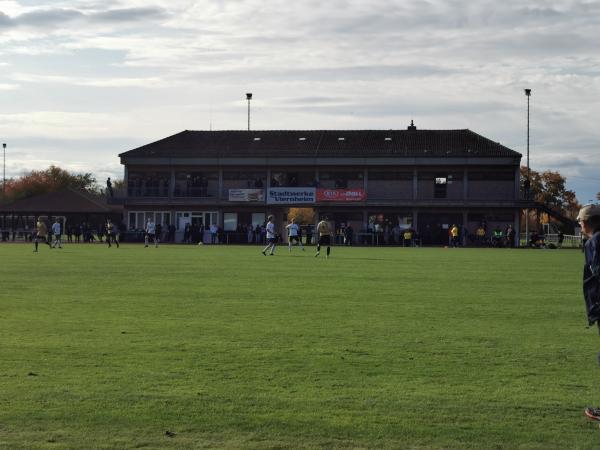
[412,169,418,200]
[169,167,175,199]
[463,168,468,200]
[412,209,418,230]
[218,168,223,201]
[124,166,129,197]
[514,165,521,200]
[462,210,468,246]
[514,208,521,248]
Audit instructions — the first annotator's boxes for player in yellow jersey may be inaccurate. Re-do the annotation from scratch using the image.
[315,216,332,258]
[33,217,51,252]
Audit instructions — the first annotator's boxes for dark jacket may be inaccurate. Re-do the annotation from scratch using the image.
[583,230,600,325]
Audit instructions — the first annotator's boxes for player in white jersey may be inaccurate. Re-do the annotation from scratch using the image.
[285,218,304,252]
[261,215,277,256]
[145,218,158,248]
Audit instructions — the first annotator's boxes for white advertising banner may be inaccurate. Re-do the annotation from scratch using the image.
[267,187,316,204]
[228,189,265,202]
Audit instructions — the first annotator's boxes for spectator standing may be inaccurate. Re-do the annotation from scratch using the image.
[247,224,254,243]
[558,230,564,249]
[145,218,158,248]
[183,223,191,244]
[156,223,163,245]
[210,223,218,244]
[450,224,460,248]
[403,228,413,247]
[476,226,486,246]
[344,224,354,245]
[505,225,515,248]
[305,225,313,246]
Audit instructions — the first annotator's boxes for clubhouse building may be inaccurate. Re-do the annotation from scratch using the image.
[118,122,527,245]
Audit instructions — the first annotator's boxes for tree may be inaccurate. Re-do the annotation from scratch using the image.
[3,165,98,203]
[520,166,581,229]
[287,208,315,225]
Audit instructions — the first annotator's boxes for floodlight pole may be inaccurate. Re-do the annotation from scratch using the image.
[246,93,252,131]
[524,89,531,247]
[2,143,5,200]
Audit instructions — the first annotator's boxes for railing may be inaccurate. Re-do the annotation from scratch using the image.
[519,233,582,248]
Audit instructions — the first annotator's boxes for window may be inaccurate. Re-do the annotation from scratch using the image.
[129,211,171,230]
[434,175,447,198]
[224,213,238,231]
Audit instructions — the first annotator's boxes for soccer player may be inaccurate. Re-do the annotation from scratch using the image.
[51,218,63,248]
[286,218,304,252]
[145,218,158,248]
[315,216,332,258]
[106,218,119,248]
[33,217,51,252]
[261,215,277,256]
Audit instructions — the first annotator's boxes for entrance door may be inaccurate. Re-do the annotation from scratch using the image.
[417,213,462,246]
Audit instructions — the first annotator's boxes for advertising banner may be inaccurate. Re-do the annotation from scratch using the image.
[267,187,316,204]
[316,188,366,202]
[228,189,265,202]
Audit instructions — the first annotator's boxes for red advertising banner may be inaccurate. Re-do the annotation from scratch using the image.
[316,188,366,202]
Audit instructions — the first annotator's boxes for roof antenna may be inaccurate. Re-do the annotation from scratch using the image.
[408,119,417,131]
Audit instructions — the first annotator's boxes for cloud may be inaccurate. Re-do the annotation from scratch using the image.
[16,8,85,27]
[11,71,165,88]
[91,7,168,22]
[0,5,167,31]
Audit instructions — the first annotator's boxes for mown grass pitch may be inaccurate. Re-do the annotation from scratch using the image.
[0,243,597,449]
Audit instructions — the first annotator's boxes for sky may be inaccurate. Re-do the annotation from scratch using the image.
[0,0,598,202]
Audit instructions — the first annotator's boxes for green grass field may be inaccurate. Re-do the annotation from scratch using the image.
[0,243,598,449]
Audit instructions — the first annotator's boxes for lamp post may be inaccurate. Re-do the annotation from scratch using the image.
[246,93,252,131]
[524,89,531,247]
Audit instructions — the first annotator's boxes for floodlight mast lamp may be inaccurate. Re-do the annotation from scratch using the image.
[524,88,531,247]
[246,93,252,131]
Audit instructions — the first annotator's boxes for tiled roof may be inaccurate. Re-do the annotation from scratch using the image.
[0,188,115,213]
[119,129,521,159]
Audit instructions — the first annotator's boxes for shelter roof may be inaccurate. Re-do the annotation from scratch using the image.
[0,188,115,214]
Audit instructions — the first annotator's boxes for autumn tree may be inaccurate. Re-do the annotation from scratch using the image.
[287,208,315,225]
[3,165,98,203]
[520,167,581,229]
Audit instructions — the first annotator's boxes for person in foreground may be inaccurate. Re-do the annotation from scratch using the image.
[577,204,600,422]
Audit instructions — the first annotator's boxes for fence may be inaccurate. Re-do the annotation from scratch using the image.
[519,233,582,248]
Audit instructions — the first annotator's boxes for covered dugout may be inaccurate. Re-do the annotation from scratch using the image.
[0,188,122,241]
